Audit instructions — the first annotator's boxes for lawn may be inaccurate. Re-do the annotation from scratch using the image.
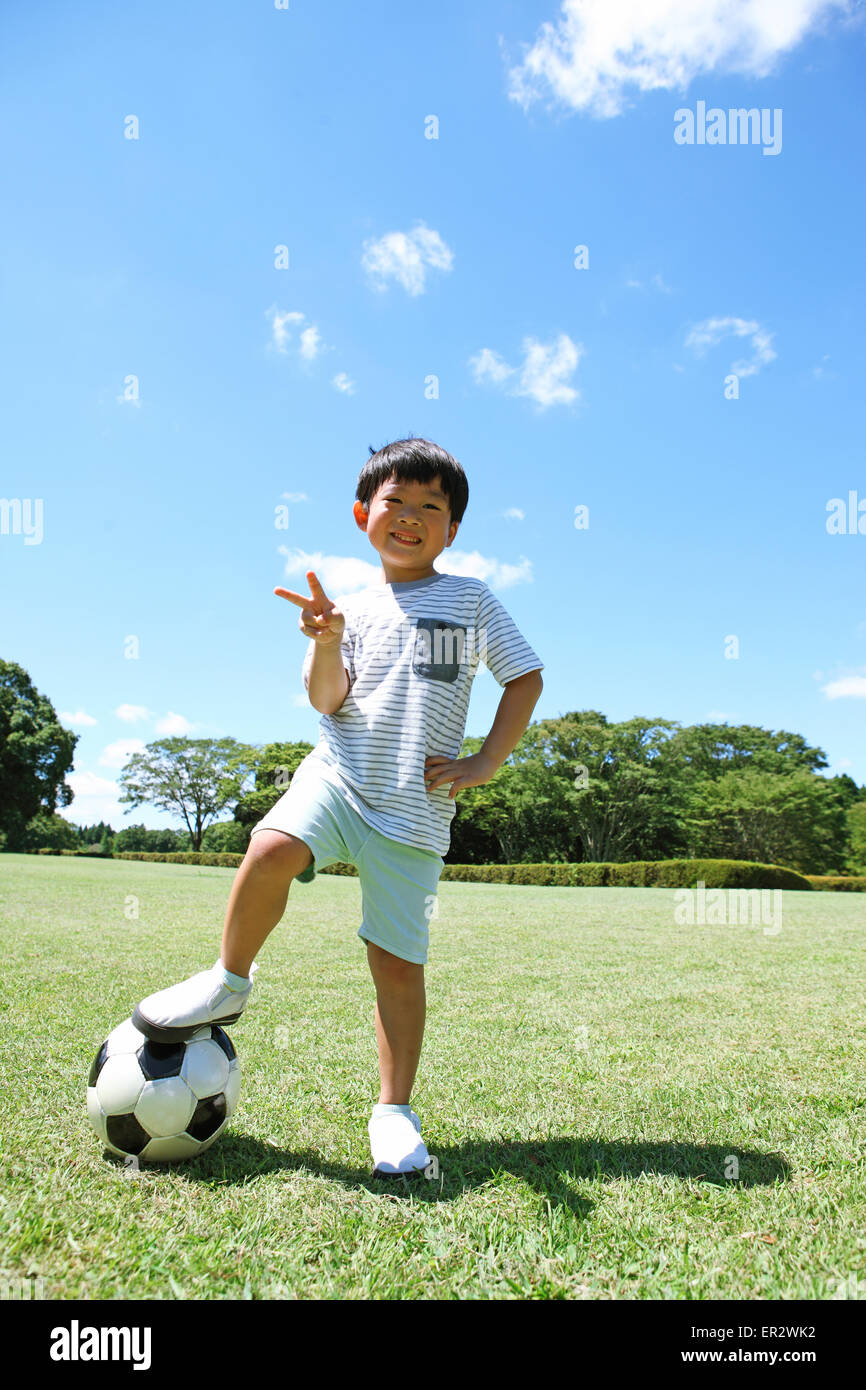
[1,853,863,1300]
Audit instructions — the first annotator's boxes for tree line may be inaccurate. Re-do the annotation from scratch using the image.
[2,658,865,874]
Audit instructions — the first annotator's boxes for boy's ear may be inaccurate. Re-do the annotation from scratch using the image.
[445,518,459,547]
[353,500,369,531]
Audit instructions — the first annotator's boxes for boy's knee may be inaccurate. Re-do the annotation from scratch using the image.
[366,940,424,980]
[246,830,312,878]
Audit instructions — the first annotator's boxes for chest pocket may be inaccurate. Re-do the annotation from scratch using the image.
[412,618,467,684]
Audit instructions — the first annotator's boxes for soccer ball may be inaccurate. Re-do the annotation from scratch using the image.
[86,1017,241,1162]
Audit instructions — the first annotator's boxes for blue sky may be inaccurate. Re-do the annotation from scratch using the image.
[2,0,865,831]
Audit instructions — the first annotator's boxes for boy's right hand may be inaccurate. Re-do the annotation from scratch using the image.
[274,570,346,647]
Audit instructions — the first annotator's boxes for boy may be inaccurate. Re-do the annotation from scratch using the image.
[133,438,544,1177]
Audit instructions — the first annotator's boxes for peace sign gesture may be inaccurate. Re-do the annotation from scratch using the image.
[274,570,346,647]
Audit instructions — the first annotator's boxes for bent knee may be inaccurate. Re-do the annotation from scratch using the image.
[246,829,312,876]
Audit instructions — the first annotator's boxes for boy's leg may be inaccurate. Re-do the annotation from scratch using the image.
[133,828,314,1039]
[365,941,426,1106]
[221,830,313,977]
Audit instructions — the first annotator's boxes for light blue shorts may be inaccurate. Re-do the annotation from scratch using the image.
[249,768,444,966]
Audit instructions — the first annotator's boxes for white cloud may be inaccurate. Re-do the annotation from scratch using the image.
[299,325,323,361]
[98,738,146,769]
[268,307,304,353]
[155,712,194,735]
[115,703,150,723]
[470,348,515,385]
[266,306,329,361]
[470,334,583,408]
[437,550,534,589]
[506,0,851,119]
[685,316,776,377]
[811,354,832,379]
[281,492,309,503]
[60,709,97,727]
[503,507,525,520]
[61,770,133,827]
[66,770,120,797]
[278,547,383,597]
[361,222,454,296]
[626,273,673,292]
[821,674,866,700]
[332,372,357,394]
[277,546,533,595]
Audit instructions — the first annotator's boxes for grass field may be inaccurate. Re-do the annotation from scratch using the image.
[1,853,864,1301]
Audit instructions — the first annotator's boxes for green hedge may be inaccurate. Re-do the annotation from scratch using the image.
[36,847,113,859]
[31,849,813,889]
[113,851,245,868]
[34,848,243,867]
[806,875,866,892]
[436,859,811,890]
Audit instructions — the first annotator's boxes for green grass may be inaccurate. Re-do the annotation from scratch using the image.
[1,852,864,1301]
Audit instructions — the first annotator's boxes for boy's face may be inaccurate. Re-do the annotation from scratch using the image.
[353,474,459,579]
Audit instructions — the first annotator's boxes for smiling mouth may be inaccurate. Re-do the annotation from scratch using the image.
[391,531,422,546]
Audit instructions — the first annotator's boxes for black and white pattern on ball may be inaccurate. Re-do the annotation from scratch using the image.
[86,1017,241,1162]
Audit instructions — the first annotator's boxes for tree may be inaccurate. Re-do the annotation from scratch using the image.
[74,820,115,845]
[683,768,848,874]
[20,811,79,852]
[845,801,866,874]
[70,821,116,853]
[201,820,250,854]
[513,711,686,862]
[117,738,257,851]
[113,824,189,853]
[0,660,78,851]
[447,713,691,864]
[828,772,862,810]
[232,741,315,828]
[496,732,578,862]
[667,722,829,779]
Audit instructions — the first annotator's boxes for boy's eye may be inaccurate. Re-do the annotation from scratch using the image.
[385,498,440,508]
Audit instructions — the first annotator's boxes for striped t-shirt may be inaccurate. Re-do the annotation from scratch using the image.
[297,571,543,856]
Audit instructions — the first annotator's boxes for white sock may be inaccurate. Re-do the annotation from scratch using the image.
[219,965,249,991]
[372,1103,413,1118]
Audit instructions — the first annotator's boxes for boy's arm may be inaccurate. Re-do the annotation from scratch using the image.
[479,668,544,770]
[307,641,351,715]
[424,668,543,795]
[275,570,351,715]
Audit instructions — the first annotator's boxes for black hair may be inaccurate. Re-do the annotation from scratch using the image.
[356,436,468,525]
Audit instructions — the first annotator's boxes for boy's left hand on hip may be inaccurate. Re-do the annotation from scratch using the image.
[424,752,498,798]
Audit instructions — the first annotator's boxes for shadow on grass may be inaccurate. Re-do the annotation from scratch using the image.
[103,1134,791,1215]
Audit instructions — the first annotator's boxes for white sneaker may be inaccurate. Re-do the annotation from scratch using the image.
[369,1106,431,1177]
[132,960,259,1042]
